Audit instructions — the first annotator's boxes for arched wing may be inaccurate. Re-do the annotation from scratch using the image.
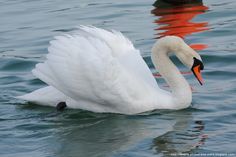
[32,27,159,111]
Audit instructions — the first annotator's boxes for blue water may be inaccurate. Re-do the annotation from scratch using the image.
[1,0,236,156]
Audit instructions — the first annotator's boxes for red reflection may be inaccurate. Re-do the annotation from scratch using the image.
[151,0,209,51]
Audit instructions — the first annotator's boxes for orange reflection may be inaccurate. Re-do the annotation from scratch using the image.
[151,0,209,51]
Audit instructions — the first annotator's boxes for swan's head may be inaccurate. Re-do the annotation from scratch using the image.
[153,36,204,85]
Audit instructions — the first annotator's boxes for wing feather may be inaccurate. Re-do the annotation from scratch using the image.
[32,26,159,111]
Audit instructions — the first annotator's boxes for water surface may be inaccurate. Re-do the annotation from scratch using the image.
[1,0,236,156]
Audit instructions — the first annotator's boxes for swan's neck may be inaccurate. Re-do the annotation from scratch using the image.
[151,44,192,109]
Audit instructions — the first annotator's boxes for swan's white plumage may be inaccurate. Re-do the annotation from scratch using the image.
[18,26,174,114]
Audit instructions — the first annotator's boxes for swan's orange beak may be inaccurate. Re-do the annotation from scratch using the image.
[192,65,203,85]
[191,57,204,85]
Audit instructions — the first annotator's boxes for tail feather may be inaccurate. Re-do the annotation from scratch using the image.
[17,86,67,107]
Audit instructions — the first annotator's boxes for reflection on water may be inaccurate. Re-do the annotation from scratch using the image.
[152,0,209,51]
[50,109,207,156]
[50,111,174,157]
[152,114,207,155]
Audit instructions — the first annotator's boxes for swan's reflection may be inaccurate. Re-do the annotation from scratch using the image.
[46,109,207,156]
[151,0,209,51]
[52,111,174,157]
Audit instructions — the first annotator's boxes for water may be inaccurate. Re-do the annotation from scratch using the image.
[1,0,236,156]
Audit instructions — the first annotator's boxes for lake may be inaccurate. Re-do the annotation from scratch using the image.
[0,0,236,156]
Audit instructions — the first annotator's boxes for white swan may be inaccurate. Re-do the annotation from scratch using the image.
[17,26,204,114]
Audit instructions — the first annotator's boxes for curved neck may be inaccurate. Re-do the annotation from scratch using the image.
[151,42,192,108]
